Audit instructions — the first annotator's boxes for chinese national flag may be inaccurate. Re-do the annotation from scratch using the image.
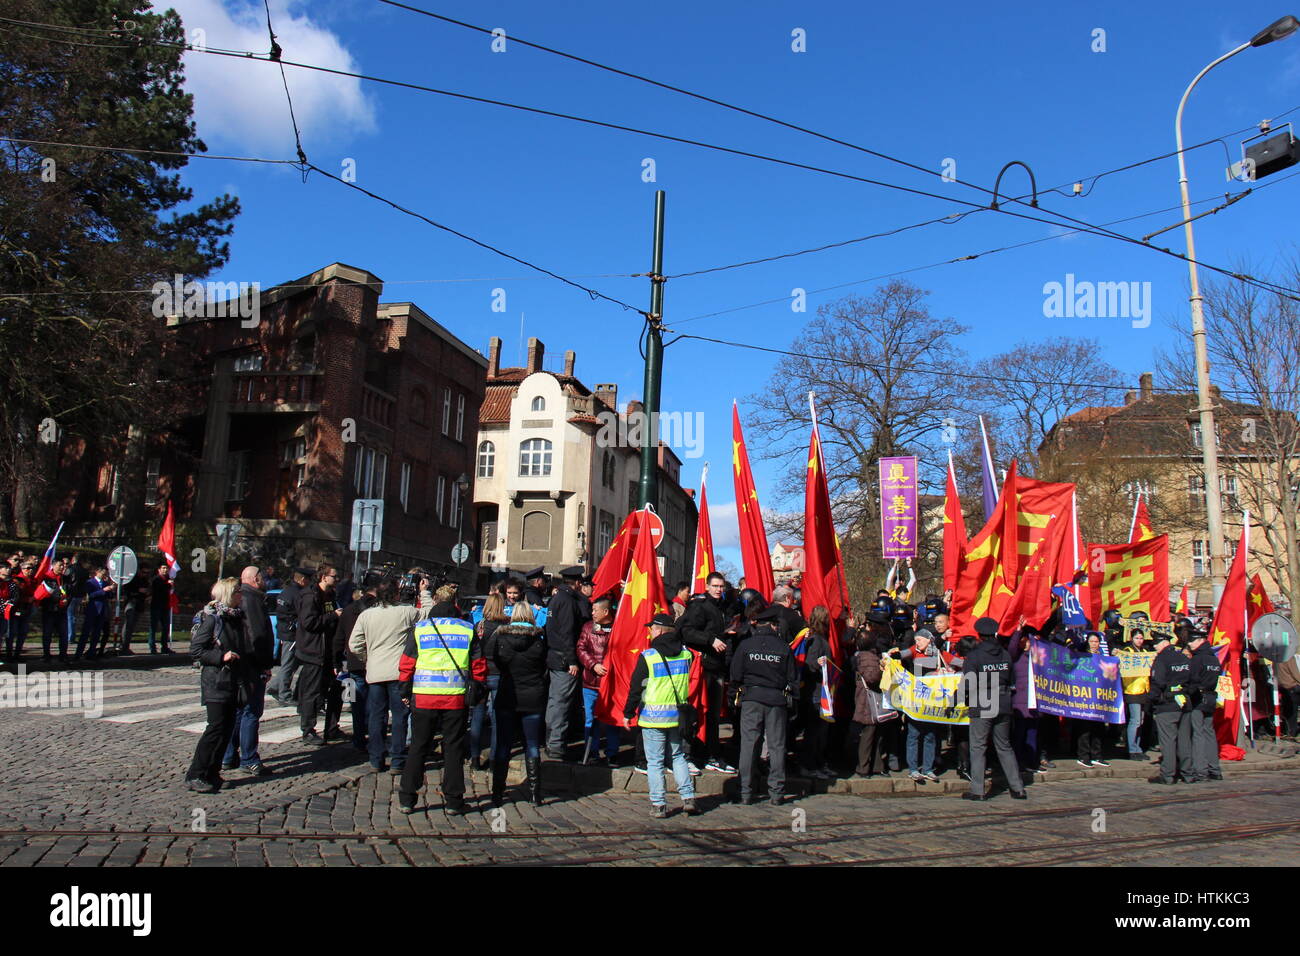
[1210,521,1250,759]
[732,403,775,600]
[157,500,179,579]
[1174,581,1189,616]
[999,497,1076,633]
[590,511,638,600]
[1246,573,1274,628]
[950,466,1016,636]
[1082,535,1171,624]
[801,415,850,662]
[942,451,968,592]
[692,477,716,595]
[1130,496,1155,543]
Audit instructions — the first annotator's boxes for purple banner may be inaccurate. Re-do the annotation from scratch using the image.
[879,456,918,560]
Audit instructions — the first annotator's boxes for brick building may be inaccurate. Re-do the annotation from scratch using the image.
[54,263,487,582]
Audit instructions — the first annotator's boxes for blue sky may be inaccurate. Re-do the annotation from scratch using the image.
[163,0,1300,569]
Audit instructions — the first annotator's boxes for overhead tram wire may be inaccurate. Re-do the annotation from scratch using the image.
[9,16,1298,304]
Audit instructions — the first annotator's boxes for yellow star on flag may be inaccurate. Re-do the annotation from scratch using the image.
[732,439,742,474]
[625,561,649,615]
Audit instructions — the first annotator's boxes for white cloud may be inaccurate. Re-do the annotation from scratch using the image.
[160,0,377,155]
[708,499,741,550]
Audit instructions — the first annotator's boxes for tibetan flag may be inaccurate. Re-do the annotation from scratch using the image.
[1130,496,1155,543]
[591,510,638,600]
[594,508,669,728]
[1210,519,1250,759]
[1082,535,1172,624]
[692,469,716,595]
[732,402,775,600]
[802,403,850,661]
[943,450,968,592]
[1246,573,1274,629]
[158,500,179,580]
[30,521,65,602]
[819,657,841,722]
[1174,581,1189,616]
[790,625,809,670]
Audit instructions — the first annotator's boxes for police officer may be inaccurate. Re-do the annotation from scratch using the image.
[1148,635,1194,784]
[962,617,1026,801]
[1185,629,1223,782]
[523,568,548,608]
[730,603,798,805]
[544,566,586,759]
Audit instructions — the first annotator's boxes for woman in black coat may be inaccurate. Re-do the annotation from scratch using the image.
[185,577,252,793]
[486,602,548,806]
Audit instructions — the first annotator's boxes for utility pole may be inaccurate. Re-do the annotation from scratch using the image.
[637,190,666,510]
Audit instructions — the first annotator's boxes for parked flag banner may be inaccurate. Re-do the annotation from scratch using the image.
[878,456,918,560]
[1027,638,1125,724]
[732,403,775,600]
[1082,535,1170,624]
[879,657,970,725]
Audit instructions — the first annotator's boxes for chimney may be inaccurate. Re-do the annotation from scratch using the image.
[1139,372,1153,402]
[526,337,544,374]
[626,399,644,419]
[563,350,576,378]
[594,383,618,411]
[1124,390,1136,405]
[487,336,501,378]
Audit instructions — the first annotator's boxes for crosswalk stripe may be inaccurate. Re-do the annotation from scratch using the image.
[258,725,308,744]
[82,682,152,699]
[37,691,198,716]
[173,707,296,733]
[102,701,204,723]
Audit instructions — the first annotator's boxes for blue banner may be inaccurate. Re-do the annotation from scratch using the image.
[1028,638,1124,724]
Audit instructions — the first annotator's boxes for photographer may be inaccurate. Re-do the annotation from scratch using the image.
[184,578,253,794]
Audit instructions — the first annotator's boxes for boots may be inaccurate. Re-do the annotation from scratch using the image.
[491,763,508,808]
[525,755,542,806]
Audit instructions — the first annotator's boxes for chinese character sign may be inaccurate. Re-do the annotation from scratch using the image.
[878,456,917,560]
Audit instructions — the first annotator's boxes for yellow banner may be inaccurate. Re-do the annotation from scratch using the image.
[1115,648,1154,696]
[880,658,969,725]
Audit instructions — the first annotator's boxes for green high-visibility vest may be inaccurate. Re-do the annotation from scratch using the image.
[412,617,473,697]
[639,647,691,728]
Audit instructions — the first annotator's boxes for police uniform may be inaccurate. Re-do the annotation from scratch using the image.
[962,617,1026,800]
[729,605,798,805]
[522,567,548,608]
[1186,637,1223,781]
[1148,640,1194,784]
[623,614,698,816]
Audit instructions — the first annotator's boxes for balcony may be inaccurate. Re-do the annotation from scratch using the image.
[229,370,323,413]
[361,383,396,429]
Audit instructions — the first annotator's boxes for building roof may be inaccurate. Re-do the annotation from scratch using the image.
[478,385,517,425]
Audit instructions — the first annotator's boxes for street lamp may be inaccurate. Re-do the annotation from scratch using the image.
[1174,14,1297,602]
[455,473,471,581]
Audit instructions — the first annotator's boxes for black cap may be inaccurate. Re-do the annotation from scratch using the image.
[650,612,676,628]
[974,616,1000,638]
[580,575,594,587]
[294,566,316,578]
[524,567,545,580]
[559,565,584,580]
[754,604,783,622]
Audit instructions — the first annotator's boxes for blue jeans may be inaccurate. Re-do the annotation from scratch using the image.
[493,709,542,763]
[349,671,369,750]
[223,676,267,768]
[66,597,82,646]
[367,681,409,769]
[1126,701,1145,754]
[581,687,620,758]
[468,674,500,757]
[906,719,938,774]
[642,725,695,806]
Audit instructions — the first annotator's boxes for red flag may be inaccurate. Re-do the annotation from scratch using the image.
[594,509,670,727]
[942,450,968,592]
[692,470,716,594]
[1246,573,1274,628]
[591,511,638,600]
[801,404,850,662]
[1174,581,1189,616]
[157,500,179,580]
[950,466,1016,636]
[999,501,1076,633]
[1082,535,1172,624]
[1129,495,1155,543]
[732,403,775,600]
[1210,520,1250,759]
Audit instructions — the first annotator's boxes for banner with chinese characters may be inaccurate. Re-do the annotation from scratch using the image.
[1027,639,1125,724]
[880,657,969,725]
[1082,535,1171,624]
[878,456,918,560]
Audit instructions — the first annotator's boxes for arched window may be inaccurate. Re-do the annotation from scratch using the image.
[522,510,551,550]
[477,440,495,478]
[530,395,546,412]
[519,438,552,477]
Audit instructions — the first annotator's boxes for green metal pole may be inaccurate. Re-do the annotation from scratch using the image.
[638,190,666,510]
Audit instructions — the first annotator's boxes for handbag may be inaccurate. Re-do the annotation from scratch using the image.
[653,649,697,739]
[430,620,486,708]
[860,673,898,723]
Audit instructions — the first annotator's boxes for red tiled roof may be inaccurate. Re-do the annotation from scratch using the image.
[478,385,515,424]
[1059,406,1122,425]
[568,414,600,426]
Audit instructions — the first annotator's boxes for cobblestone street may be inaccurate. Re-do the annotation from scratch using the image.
[3,664,1298,867]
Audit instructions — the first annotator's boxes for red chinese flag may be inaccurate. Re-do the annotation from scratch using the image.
[1246,573,1274,628]
[801,418,850,662]
[590,511,638,600]
[1130,496,1155,543]
[594,509,669,727]
[1082,535,1172,624]
[158,500,179,579]
[732,403,775,600]
[1174,581,1189,616]
[692,478,716,594]
[942,452,968,593]
[999,500,1076,633]
[1210,522,1250,758]
[950,466,1016,636]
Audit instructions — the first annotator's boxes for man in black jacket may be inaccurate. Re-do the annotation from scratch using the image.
[223,566,276,776]
[543,566,584,759]
[1186,630,1223,782]
[269,572,303,704]
[679,572,738,773]
[1148,635,1194,784]
[730,604,798,805]
[962,617,1026,801]
[771,585,806,642]
[335,571,379,752]
[294,566,340,746]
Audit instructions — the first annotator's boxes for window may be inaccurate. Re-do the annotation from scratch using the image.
[442,387,452,435]
[400,462,411,512]
[233,353,263,372]
[353,446,386,498]
[1221,475,1238,508]
[226,451,250,501]
[108,464,120,506]
[522,510,551,550]
[355,446,371,495]
[531,395,546,412]
[598,512,614,558]
[281,437,306,464]
[455,393,465,441]
[374,452,388,500]
[145,458,160,506]
[477,440,496,478]
[519,438,553,477]
[1190,423,1221,448]
[450,481,462,529]
[410,388,428,425]
[436,475,446,523]
[295,463,307,488]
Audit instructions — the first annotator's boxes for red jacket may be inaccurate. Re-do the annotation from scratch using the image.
[576,620,612,690]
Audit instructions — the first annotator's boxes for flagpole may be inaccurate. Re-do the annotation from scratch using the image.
[1242,511,1252,747]
[1129,494,1141,542]
[692,462,708,590]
